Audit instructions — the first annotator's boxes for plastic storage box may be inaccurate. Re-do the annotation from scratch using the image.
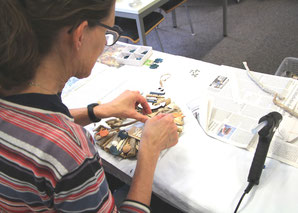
[115,45,152,66]
[275,57,298,79]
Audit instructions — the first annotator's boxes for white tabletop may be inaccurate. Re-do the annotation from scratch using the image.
[115,0,165,14]
[62,44,298,213]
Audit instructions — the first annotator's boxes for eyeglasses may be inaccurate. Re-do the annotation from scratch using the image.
[96,23,122,46]
[68,22,122,46]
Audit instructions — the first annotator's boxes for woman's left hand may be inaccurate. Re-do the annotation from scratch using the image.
[94,90,152,123]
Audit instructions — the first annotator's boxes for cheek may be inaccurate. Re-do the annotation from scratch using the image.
[89,36,105,70]
[97,35,106,56]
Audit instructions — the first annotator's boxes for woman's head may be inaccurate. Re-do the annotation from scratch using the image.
[0,0,115,91]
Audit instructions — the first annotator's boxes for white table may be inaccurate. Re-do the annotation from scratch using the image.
[115,0,228,46]
[62,45,298,213]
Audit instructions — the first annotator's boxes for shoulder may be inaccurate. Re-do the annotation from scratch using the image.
[0,100,98,179]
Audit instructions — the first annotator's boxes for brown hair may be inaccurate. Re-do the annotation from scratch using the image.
[0,0,114,90]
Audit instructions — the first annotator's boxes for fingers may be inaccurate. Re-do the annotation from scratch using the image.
[135,94,152,114]
[167,130,179,149]
[132,112,149,123]
[124,91,179,152]
[139,112,179,155]
[154,114,178,138]
[155,113,166,119]
[161,114,178,148]
[154,113,170,120]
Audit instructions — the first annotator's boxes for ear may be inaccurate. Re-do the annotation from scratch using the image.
[72,21,89,51]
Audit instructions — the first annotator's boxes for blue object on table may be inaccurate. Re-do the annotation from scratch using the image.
[149,64,159,69]
[118,130,128,139]
[154,58,163,63]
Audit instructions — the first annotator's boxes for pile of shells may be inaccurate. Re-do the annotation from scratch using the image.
[94,93,184,159]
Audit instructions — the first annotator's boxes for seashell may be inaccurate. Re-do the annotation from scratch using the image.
[172,112,183,118]
[165,98,171,106]
[174,117,184,126]
[95,134,102,141]
[177,126,183,133]
[127,138,137,158]
[122,144,132,154]
[111,140,119,147]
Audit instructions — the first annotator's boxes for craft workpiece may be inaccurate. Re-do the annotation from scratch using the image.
[94,92,184,159]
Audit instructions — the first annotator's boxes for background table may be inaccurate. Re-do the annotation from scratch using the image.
[115,0,169,45]
[62,44,298,213]
[115,0,228,46]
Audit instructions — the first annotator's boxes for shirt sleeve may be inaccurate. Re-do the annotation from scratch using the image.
[119,199,151,213]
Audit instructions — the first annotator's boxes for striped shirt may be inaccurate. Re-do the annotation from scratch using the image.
[0,94,150,213]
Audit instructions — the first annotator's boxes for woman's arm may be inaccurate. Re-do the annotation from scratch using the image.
[70,91,179,207]
[126,114,179,205]
[69,90,152,126]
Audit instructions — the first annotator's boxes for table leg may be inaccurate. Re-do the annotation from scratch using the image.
[136,16,147,45]
[172,9,177,28]
[223,0,227,36]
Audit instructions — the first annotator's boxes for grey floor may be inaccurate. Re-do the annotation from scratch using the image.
[143,0,298,75]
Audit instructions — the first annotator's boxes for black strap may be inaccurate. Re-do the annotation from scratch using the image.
[87,103,101,122]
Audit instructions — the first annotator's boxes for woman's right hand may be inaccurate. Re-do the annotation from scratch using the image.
[139,113,179,157]
[126,113,178,205]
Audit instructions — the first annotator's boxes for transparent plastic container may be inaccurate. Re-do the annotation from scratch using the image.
[275,57,298,78]
[115,44,152,66]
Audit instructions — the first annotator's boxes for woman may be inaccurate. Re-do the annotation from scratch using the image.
[0,0,178,212]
